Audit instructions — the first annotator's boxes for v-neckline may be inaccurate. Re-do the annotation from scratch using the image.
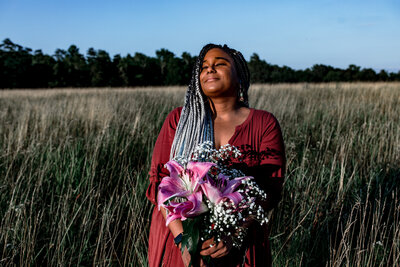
[215,108,254,148]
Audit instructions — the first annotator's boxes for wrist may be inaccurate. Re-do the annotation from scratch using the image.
[174,232,183,247]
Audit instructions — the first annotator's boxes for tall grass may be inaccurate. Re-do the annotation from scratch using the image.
[0,83,399,266]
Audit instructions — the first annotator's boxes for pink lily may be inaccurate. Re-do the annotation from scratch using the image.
[201,173,252,206]
[157,160,215,225]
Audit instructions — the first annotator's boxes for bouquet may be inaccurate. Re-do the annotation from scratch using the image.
[157,141,268,260]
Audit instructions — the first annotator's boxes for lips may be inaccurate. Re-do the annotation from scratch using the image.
[204,76,219,83]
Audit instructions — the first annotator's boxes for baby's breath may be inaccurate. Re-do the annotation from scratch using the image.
[175,142,269,249]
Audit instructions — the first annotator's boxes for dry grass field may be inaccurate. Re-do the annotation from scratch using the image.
[0,83,399,266]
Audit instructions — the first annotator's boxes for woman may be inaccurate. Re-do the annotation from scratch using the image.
[146,44,285,266]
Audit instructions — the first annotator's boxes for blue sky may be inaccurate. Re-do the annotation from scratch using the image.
[0,0,399,72]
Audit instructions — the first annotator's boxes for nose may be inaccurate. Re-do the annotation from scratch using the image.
[206,65,216,73]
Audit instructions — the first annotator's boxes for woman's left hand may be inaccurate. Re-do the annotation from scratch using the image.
[199,236,233,258]
[240,215,257,228]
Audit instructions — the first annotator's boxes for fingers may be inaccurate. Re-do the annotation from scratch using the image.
[200,237,232,258]
[200,237,215,250]
[209,241,228,258]
[240,215,256,228]
[181,246,191,267]
[212,236,233,258]
[200,240,219,256]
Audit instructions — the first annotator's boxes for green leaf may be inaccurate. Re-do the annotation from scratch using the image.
[181,217,203,257]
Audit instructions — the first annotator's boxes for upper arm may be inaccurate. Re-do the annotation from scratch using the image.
[146,107,182,205]
[257,112,286,210]
[259,113,285,172]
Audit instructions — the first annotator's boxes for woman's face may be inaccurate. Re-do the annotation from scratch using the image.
[200,48,239,99]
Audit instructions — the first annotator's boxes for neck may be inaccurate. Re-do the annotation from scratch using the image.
[208,96,241,119]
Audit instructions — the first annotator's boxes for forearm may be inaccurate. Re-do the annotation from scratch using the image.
[160,207,192,266]
[160,206,184,238]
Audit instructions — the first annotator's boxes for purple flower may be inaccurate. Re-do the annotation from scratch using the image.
[201,173,252,206]
[157,160,215,225]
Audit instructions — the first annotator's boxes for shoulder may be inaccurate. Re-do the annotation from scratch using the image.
[166,106,183,120]
[163,107,183,130]
[251,108,280,127]
[249,108,283,140]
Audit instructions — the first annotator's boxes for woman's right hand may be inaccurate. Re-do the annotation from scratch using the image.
[180,245,192,267]
[180,245,208,267]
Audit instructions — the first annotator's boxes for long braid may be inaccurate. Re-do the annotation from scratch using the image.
[170,44,250,159]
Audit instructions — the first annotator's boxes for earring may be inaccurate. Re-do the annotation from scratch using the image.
[239,91,244,102]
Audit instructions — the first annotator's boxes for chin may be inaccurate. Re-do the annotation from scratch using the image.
[203,87,223,95]
[204,87,222,93]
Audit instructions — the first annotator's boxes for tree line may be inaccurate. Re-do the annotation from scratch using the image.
[1,38,399,88]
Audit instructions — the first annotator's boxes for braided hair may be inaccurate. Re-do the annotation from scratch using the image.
[169,43,250,159]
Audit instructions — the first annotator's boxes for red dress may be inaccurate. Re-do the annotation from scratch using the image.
[146,107,285,267]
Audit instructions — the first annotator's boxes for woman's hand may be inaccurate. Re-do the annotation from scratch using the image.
[240,214,257,228]
[199,236,233,258]
[180,244,207,267]
[198,215,254,261]
[180,244,192,267]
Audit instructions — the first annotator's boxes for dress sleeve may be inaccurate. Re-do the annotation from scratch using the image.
[146,107,182,206]
[259,112,285,167]
[257,112,286,211]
